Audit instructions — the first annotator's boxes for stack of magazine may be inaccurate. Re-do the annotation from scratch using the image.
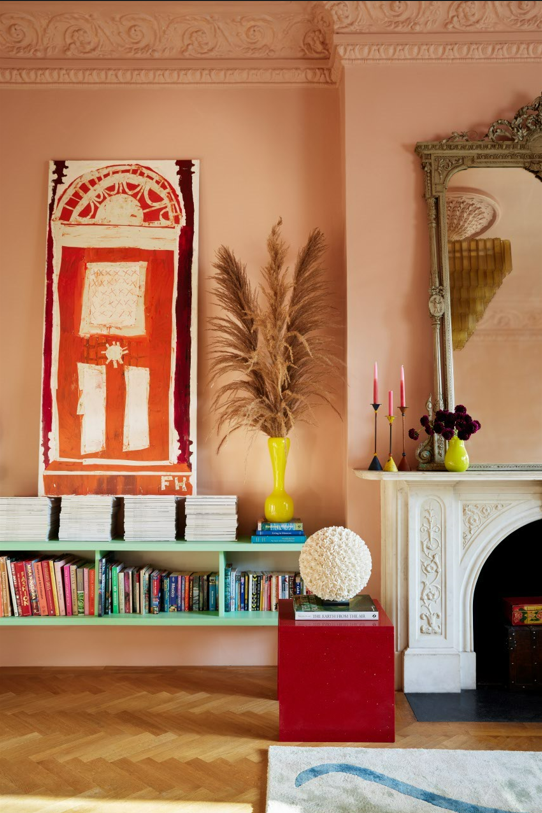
[0,497,60,541]
[293,594,379,621]
[59,496,120,542]
[124,496,179,542]
[184,496,238,542]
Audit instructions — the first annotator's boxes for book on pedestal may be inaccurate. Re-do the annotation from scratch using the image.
[293,594,378,621]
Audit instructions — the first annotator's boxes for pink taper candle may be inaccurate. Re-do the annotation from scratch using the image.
[373,362,378,404]
[388,390,393,416]
[400,365,406,407]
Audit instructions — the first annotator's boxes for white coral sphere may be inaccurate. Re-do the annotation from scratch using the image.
[299,526,372,601]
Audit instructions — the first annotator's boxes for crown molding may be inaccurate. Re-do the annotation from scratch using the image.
[324,1,542,34]
[0,3,332,60]
[334,39,542,65]
[0,1,542,87]
[0,65,334,87]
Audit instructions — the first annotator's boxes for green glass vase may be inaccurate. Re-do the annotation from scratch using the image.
[444,435,470,473]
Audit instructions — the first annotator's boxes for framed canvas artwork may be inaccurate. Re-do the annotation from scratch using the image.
[40,160,198,496]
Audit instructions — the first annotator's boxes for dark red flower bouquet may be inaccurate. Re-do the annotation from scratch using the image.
[409,405,481,442]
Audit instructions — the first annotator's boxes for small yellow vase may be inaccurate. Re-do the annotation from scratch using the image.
[264,437,294,522]
[444,435,470,473]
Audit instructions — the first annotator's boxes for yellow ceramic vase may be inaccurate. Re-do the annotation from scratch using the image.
[264,437,294,522]
[444,435,470,473]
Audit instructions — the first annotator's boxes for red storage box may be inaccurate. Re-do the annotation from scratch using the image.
[503,596,542,626]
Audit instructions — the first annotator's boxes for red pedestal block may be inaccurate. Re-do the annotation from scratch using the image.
[278,598,395,742]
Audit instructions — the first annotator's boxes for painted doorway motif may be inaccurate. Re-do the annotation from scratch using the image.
[41,161,198,495]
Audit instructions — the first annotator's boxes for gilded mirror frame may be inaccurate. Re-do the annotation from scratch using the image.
[415,94,542,470]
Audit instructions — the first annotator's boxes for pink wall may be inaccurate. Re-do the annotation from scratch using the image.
[344,66,542,600]
[0,85,345,665]
[1,58,541,666]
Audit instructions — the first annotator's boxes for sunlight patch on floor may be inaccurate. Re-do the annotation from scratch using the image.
[0,797,253,813]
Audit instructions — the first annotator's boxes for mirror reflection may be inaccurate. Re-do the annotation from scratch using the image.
[446,168,542,464]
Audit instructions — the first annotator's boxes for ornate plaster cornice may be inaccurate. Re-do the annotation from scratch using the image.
[1,1,542,86]
[325,1,542,34]
[334,40,542,65]
[0,65,334,87]
[0,4,332,61]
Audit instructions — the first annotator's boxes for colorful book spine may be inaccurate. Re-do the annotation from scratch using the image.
[150,571,161,614]
[105,562,112,615]
[97,559,104,616]
[112,565,120,614]
[257,520,303,531]
[162,574,170,612]
[168,575,177,611]
[6,559,19,617]
[0,558,10,616]
[134,570,140,614]
[251,535,306,544]
[14,561,31,616]
[40,561,55,616]
[176,576,183,612]
[76,568,85,615]
[48,561,60,615]
[143,568,151,614]
[209,573,217,612]
[25,560,40,615]
[89,566,96,616]
[224,566,231,612]
[83,567,89,615]
[33,561,48,616]
[119,569,125,614]
[240,574,245,612]
[125,570,132,614]
[54,560,67,616]
[254,530,305,536]
[70,564,78,616]
[63,565,73,615]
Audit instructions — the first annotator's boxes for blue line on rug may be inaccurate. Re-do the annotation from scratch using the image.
[295,763,522,813]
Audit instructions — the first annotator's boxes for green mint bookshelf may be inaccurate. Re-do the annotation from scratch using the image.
[0,539,304,626]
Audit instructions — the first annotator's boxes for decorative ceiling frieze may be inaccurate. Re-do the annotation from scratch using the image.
[0,4,332,60]
[0,1,541,86]
[324,1,542,34]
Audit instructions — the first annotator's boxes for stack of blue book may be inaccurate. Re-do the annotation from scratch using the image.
[251,519,306,544]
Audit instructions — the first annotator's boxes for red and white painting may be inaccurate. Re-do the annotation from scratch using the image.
[40,160,198,496]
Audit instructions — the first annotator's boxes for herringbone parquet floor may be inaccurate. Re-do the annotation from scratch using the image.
[1,667,541,813]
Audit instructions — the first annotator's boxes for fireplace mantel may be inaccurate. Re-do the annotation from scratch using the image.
[354,468,542,692]
[356,470,542,481]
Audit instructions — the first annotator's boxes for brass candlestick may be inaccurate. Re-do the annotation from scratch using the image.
[368,404,383,471]
[398,405,410,471]
[383,415,398,472]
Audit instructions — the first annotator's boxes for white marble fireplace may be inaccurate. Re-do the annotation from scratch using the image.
[356,471,542,693]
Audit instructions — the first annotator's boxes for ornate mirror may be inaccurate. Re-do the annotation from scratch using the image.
[415,95,542,470]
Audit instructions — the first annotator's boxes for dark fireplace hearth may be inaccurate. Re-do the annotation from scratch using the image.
[407,519,542,723]
[474,519,542,690]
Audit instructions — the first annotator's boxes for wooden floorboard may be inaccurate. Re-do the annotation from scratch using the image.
[0,667,541,812]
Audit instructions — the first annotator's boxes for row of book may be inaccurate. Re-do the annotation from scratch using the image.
[97,558,219,615]
[0,555,95,617]
[251,518,306,544]
[224,566,308,612]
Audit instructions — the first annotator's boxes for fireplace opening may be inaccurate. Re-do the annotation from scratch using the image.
[473,518,542,690]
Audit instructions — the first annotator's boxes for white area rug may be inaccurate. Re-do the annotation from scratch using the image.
[266,746,542,812]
